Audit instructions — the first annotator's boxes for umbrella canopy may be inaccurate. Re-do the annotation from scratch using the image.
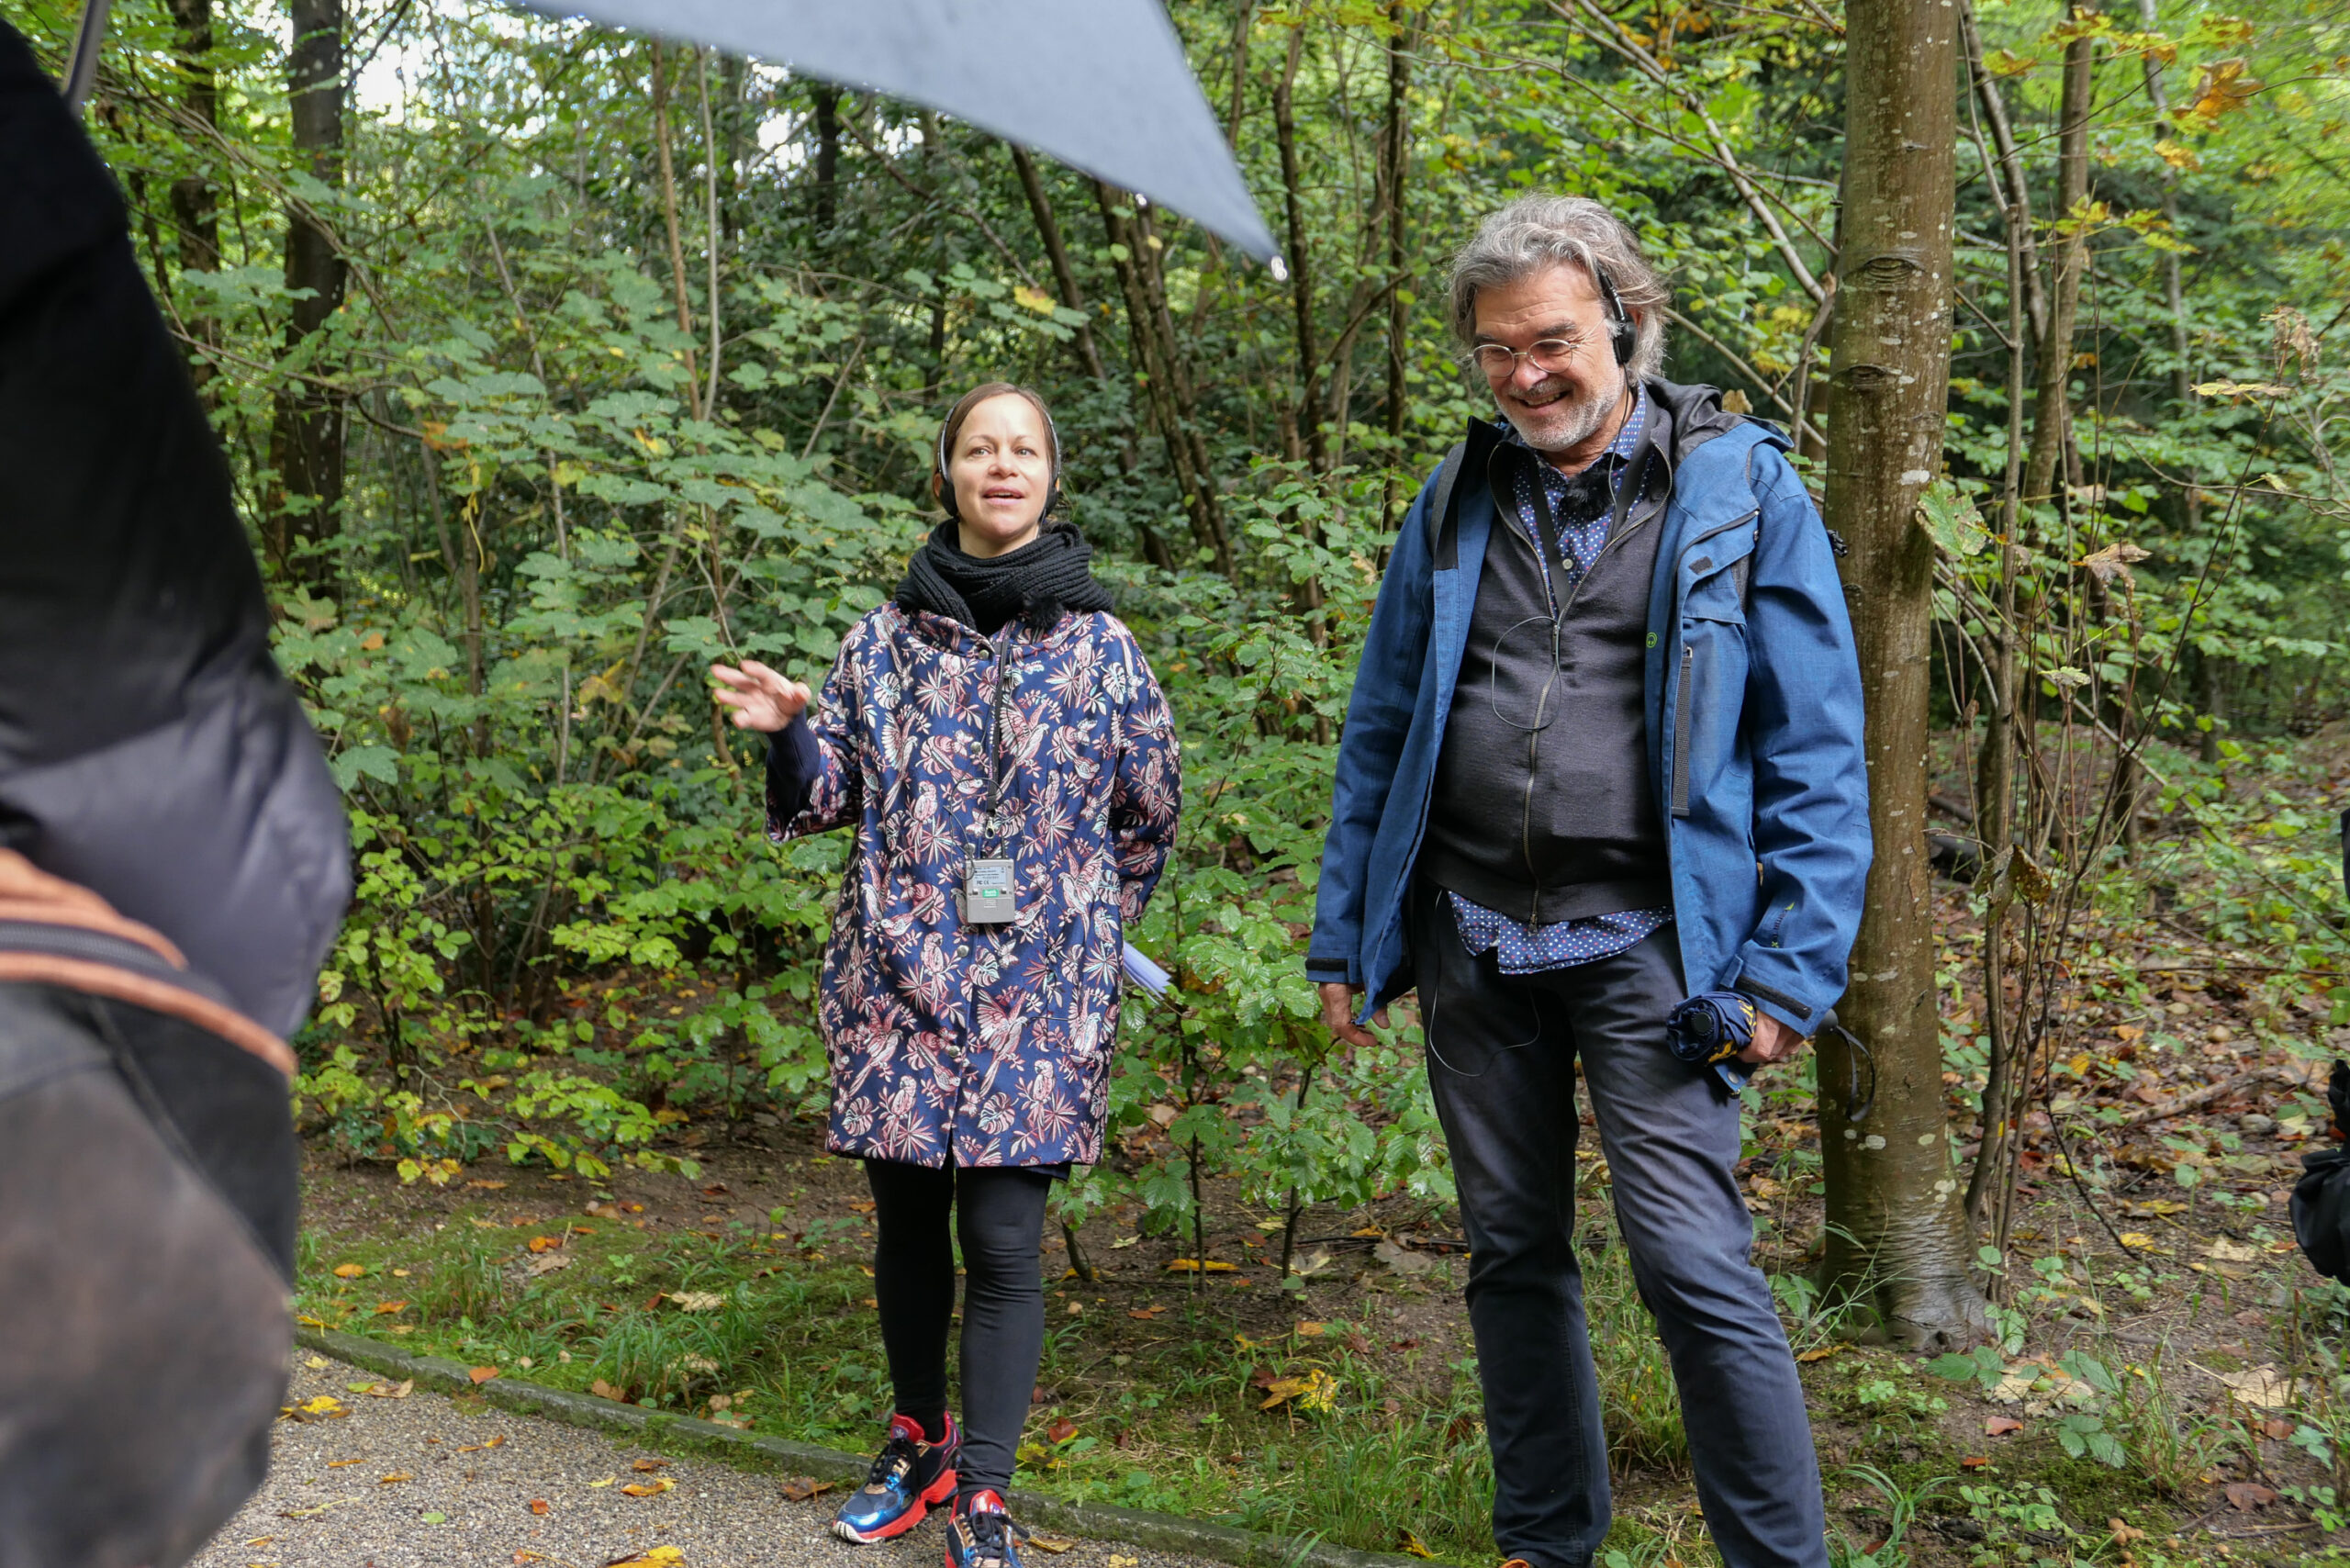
[534,0,1279,262]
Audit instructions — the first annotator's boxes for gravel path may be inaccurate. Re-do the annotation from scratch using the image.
[194,1355,1217,1568]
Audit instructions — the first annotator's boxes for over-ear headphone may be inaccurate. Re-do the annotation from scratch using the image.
[935,392,1063,521]
[1593,263,1637,369]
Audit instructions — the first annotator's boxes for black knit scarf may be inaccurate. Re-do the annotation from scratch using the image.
[894,520,1113,634]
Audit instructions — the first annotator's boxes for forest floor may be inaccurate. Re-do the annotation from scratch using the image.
[277,729,2350,1568]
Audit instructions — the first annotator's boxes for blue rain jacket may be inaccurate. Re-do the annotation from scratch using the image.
[1305,382,1872,1038]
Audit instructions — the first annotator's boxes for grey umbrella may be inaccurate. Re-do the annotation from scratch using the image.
[536,0,1279,262]
[57,0,1277,263]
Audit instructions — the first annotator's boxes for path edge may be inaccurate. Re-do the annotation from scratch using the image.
[296,1326,1424,1568]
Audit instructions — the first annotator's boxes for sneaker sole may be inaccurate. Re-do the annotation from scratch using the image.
[832,1467,958,1544]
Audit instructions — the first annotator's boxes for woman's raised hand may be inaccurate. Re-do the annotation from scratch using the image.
[709,660,811,733]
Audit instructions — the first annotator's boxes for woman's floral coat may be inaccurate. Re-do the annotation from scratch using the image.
[769,603,1180,1169]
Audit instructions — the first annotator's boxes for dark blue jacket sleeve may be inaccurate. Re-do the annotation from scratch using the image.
[1728,445,1874,1035]
[764,715,821,828]
[1304,470,1441,986]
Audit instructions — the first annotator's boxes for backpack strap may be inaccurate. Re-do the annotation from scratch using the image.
[1422,440,1469,561]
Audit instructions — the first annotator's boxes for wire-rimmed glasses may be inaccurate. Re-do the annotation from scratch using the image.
[1462,337,1586,379]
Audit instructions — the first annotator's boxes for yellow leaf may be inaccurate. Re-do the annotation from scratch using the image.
[379,1473,413,1485]
[1796,1345,1843,1363]
[1295,1321,1328,1337]
[299,1395,345,1415]
[2154,138,2202,171]
[589,1475,617,1488]
[1259,1368,1341,1412]
[1164,1259,1239,1272]
[621,1477,677,1497]
[1401,1530,1436,1559]
[2119,1232,2155,1249]
[331,1263,366,1279]
[1012,285,1058,316]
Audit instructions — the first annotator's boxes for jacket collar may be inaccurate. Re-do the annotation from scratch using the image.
[890,603,1087,657]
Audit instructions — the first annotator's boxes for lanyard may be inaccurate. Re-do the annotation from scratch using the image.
[979,629,1016,840]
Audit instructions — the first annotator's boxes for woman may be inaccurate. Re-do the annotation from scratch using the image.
[710,382,1179,1568]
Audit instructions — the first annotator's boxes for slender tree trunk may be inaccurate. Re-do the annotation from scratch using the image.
[1225,1,1256,147]
[1272,27,1327,474]
[1382,4,1414,526]
[2022,34,2095,510]
[167,0,220,393]
[266,0,347,584]
[650,43,703,417]
[1817,0,1986,1350]
[1958,0,2047,347]
[810,84,842,233]
[1095,184,1235,576]
[1010,146,1169,566]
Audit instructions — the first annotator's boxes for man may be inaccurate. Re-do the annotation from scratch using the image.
[1306,196,1868,1568]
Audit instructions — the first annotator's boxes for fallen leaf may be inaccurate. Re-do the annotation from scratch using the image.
[331,1263,366,1279]
[588,1476,617,1488]
[620,1477,676,1497]
[2263,1417,2294,1440]
[468,1366,500,1384]
[632,1458,669,1472]
[2213,1364,2293,1408]
[420,1511,447,1524]
[778,1476,836,1501]
[1163,1258,1239,1272]
[529,1499,551,1516]
[700,1182,730,1196]
[1259,1368,1341,1412]
[516,1553,543,1562]
[2224,1482,2277,1511]
[304,1355,329,1369]
[1796,1346,1841,1363]
[526,1252,575,1277]
[1374,1238,1441,1276]
[586,1202,625,1219]
[1108,1235,1141,1249]
[1127,1307,1162,1320]
[1108,1557,1138,1568]
[604,1549,683,1567]
[1401,1530,1436,1559]
[1045,1417,1078,1444]
[1025,1535,1075,1554]
[2119,1232,2156,1249]
[457,1435,507,1452]
[1350,1226,1385,1238]
[2207,1238,2259,1262]
[364,1380,414,1399]
[1986,1417,2024,1436]
[373,1301,408,1316]
[378,1473,413,1485]
[297,1395,345,1417]
[1960,1456,1992,1470]
[527,1236,565,1254]
[326,1459,363,1469]
[1294,1321,1328,1338]
[390,1267,410,1277]
[467,1179,508,1189]
[590,1379,631,1403]
[670,1290,727,1312]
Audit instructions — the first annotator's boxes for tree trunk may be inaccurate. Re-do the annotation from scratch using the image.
[2022,34,2095,510]
[1382,4,1414,525]
[266,0,346,583]
[167,0,220,393]
[1272,27,1326,475]
[811,84,842,233]
[1816,0,1986,1351]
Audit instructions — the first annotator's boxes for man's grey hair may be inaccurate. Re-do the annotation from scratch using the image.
[1446,196,1671,382]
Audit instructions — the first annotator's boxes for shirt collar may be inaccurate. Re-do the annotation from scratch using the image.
[1497,382,1650,477]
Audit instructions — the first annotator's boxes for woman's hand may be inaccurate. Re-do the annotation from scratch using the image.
[709,660,811,734]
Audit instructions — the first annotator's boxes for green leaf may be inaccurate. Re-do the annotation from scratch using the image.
[1917,477,1988,557]
[332,745,400,790]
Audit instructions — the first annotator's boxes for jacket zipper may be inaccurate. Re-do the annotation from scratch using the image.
[1670,644,1695,819]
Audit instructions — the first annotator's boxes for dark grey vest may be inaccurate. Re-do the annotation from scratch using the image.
[1420,423,1672,924]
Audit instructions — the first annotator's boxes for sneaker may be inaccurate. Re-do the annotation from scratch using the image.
[944,1489,1027,1568]
[831,1412,959,1543]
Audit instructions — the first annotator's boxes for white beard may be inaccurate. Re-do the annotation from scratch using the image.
[1500,368,1627,461]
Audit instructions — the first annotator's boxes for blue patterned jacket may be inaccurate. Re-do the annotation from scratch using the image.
[770,604,1180,1168]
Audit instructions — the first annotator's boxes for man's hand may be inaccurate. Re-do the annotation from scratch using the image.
[1318,981,1389,1050]
[1740,1014,1805,1067]
[709,660,811,734]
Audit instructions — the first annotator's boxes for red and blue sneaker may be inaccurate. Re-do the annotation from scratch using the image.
[944,1489,1028,1568]
[831,1411,959,1543]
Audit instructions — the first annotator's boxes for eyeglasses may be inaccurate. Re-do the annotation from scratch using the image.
[1463,338,1587,378]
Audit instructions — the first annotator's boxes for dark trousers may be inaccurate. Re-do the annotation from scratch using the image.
[1411,889,1828,1568]
[866,1159,1054,1500]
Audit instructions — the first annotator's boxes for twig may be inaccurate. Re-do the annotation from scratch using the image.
[2106,1066,2301,1133]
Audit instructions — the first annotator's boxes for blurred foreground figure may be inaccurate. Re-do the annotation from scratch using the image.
[0,20,349,1566]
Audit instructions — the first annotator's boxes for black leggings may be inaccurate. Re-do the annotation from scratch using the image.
[865,1159,1053,1500]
